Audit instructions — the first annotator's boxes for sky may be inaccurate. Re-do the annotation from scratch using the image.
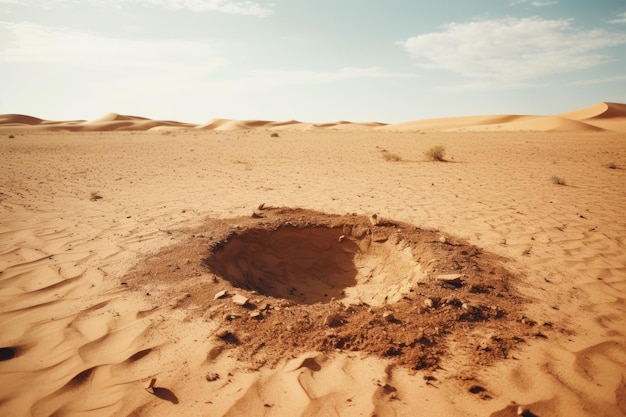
[1,0,625,123]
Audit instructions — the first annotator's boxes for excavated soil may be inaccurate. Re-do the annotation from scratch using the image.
[125,207,547,371]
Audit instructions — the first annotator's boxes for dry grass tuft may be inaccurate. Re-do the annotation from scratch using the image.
[381,150,401,162]
[425,145,446,161]
[549,176,566,186]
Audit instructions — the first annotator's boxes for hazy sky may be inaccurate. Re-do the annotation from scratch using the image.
[1,0,625,123]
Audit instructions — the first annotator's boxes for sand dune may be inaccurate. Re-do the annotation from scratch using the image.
[557,101,626,120]
[2,102,625,133]
[0,114,46,125]
[1,104,625,417]
[378,114,532,131]
[451,116,606,132]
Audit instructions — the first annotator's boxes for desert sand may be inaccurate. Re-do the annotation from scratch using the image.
[0,102,625,417]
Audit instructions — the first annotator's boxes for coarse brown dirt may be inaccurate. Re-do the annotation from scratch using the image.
[124,207,552,375]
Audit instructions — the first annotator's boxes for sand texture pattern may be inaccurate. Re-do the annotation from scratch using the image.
[1,103,625,416]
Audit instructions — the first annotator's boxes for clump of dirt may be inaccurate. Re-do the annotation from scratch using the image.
[124,207,545,371]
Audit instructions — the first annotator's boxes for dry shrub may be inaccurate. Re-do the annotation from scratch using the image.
[549,176,566,186]
[381,150,401,162]
[425,145,446,161]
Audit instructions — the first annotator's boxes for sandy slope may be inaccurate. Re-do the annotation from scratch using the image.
[0,104,625,417]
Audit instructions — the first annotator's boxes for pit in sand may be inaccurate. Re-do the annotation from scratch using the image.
[207,223,424,306]
[125,207,543,371]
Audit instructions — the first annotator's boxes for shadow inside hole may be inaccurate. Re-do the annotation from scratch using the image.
[206,227,360,304]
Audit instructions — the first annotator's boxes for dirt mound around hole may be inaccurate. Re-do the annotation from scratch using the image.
[125,207,547,371]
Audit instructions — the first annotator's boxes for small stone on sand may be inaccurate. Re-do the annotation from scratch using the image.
[232,294,249,306]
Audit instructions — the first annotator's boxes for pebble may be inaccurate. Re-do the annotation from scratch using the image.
[383,311,396,322]
[424,297,440,308]
[249,311,263,320]
[462,303,475,313]
[214,290,227,300]
[439,235,446,244]
[369,213,379,226]
[224,313,241,321]
[232,294,249,306]
[324,313,344,327]
[206,372,220,382]
[436,274,463,286]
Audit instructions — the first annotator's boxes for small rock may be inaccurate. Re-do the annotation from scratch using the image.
[439,235,446,244]
[462,303,475,313]
[223,313,241,321]
[436,273,463,286]
[324,313,344,327]
[232,294,249,306]
[206,372,220,382]
[214,290,227,300]
[249,311,263,320]
[424,297,440,308]
[369,213,379,226]
[382,311,396,322]
[338,234,345,242]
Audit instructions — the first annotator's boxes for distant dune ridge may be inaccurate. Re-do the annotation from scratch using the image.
[1,102,625,132]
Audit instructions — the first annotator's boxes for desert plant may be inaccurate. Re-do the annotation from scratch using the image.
[381,150,401,162]
[549,176,566,186]
[425,145,446,161]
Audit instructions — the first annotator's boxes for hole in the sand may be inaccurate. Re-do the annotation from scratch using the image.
[125,207,531,371]
[205,226,425,306]
[0,347,18,361]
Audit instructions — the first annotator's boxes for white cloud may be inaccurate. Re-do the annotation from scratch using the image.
[0,0,275,17]
[510,0,557,6]
[246,67,418,86]
[572,75,626,86]
[0,21,228,72]
[608,12,626,24]
[398,17,626,86]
